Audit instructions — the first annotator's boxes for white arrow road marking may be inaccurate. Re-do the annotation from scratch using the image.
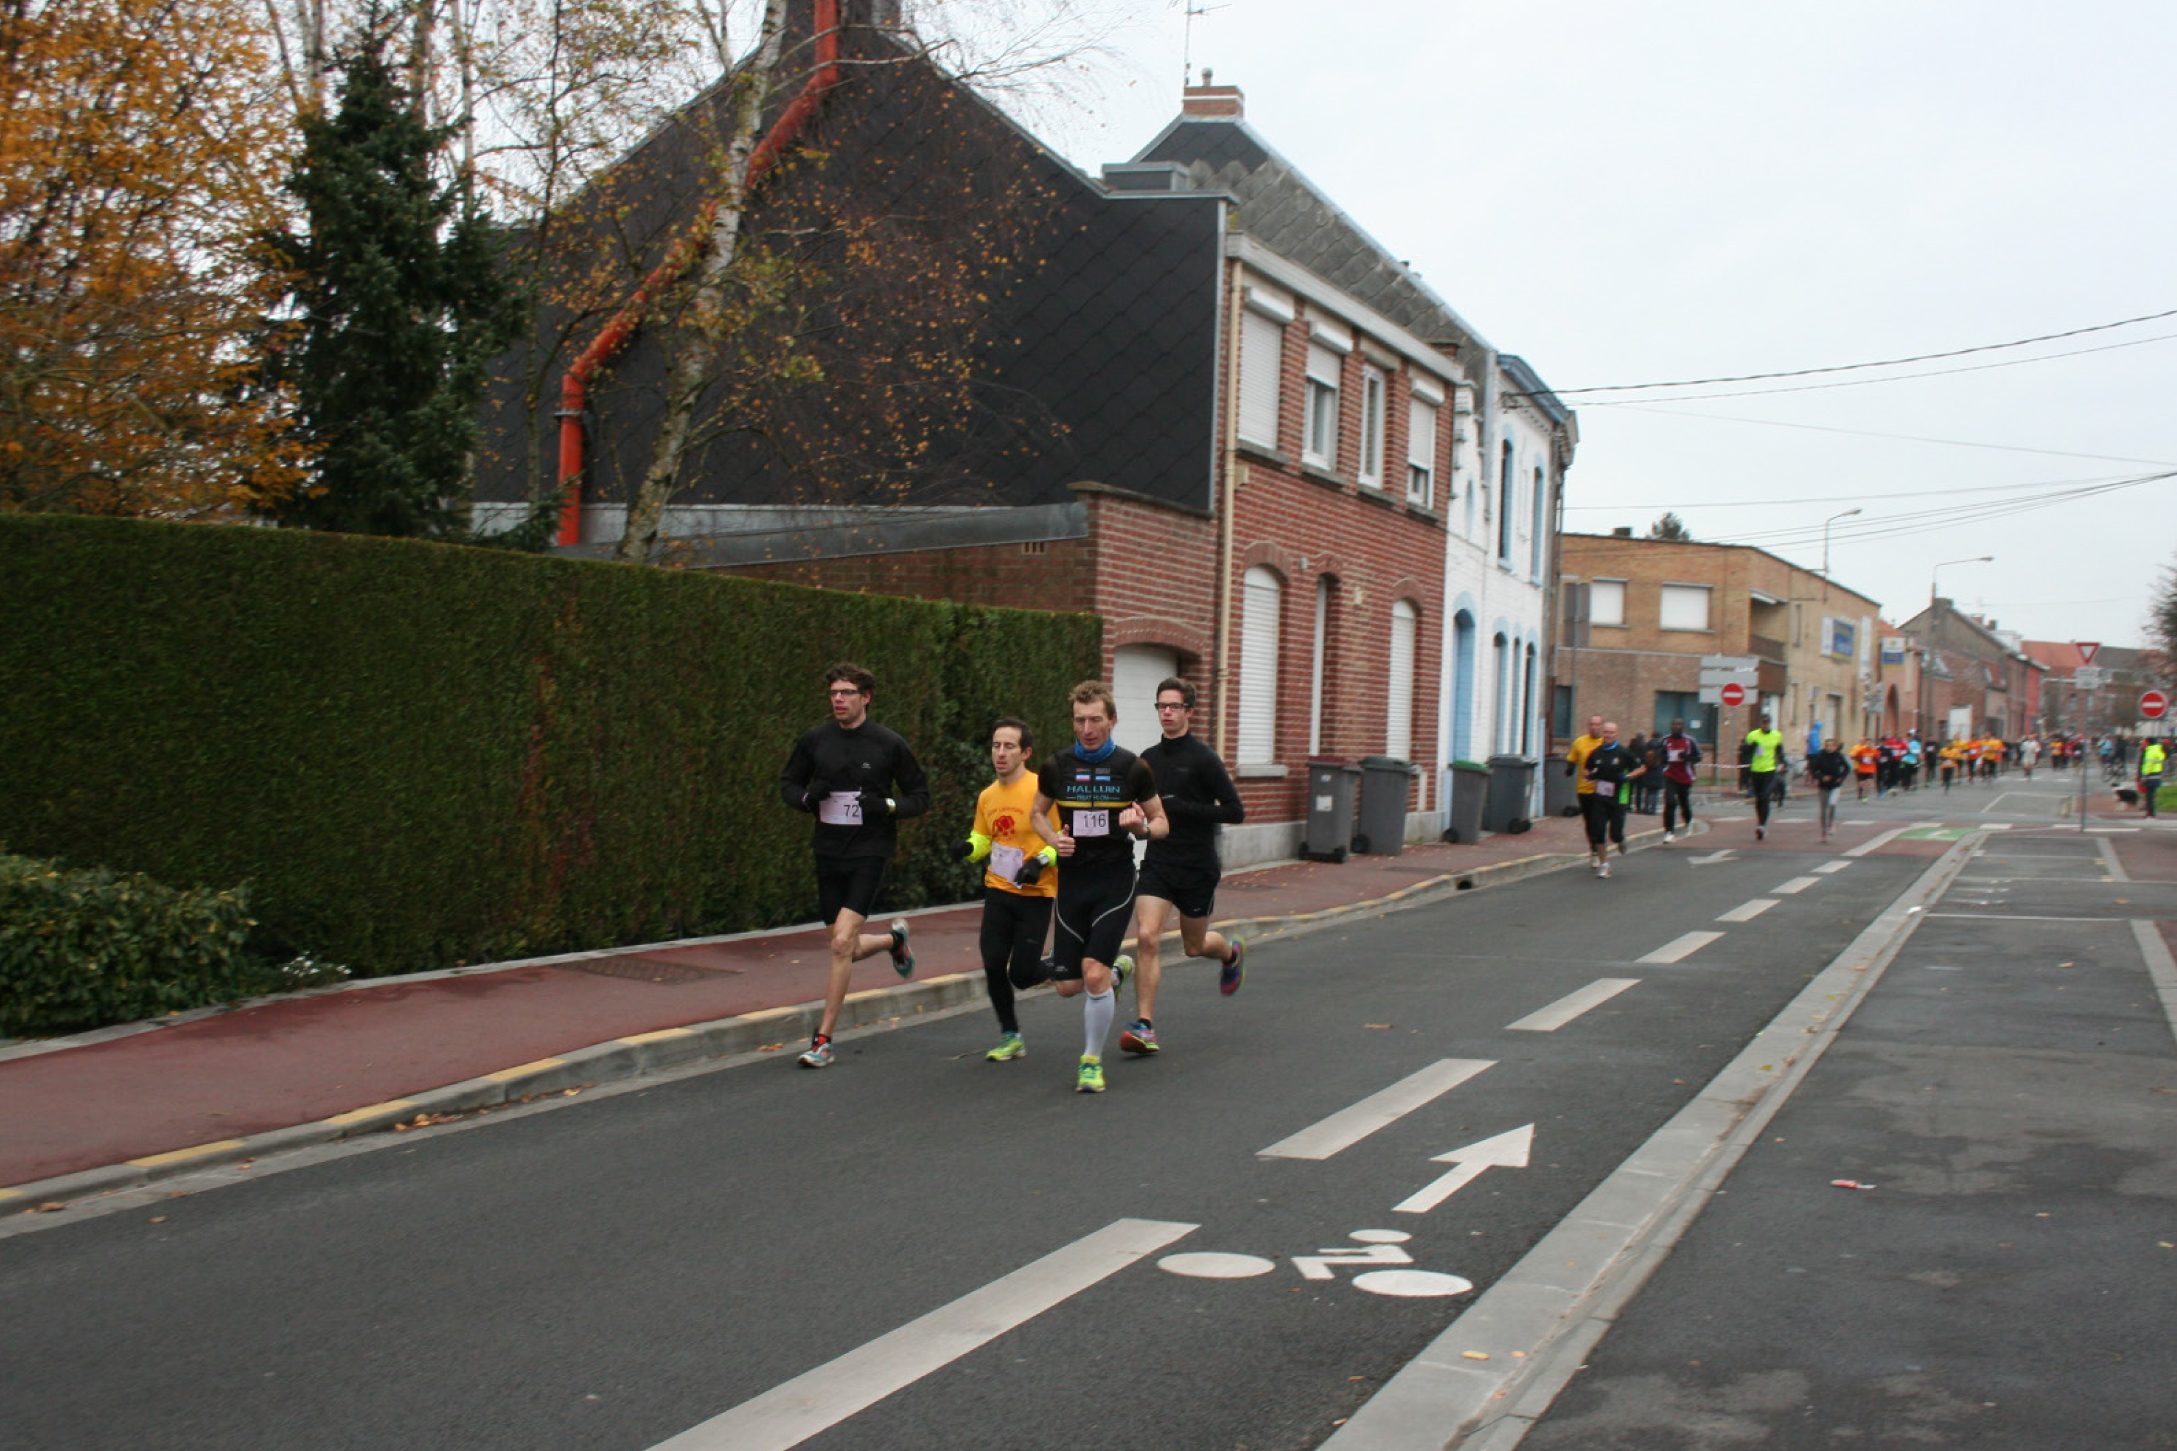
[1687,850,1736,865]
[1394,1124,1535,1214]
[650,1218,1195,1451]
[1637,930,1726,964]
[1260,1059,1494,1160]
[1506,978,1639,1032]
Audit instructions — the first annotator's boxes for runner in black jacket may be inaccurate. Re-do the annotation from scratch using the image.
[777,662,930,1068]
[1116,677,1247,1058]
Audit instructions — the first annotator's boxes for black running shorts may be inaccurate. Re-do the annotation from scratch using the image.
[1134,855,1220,920]
[815,858,887,924]
[1050,862,1136,980]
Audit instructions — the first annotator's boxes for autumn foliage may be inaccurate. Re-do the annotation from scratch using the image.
[0,0,305,517]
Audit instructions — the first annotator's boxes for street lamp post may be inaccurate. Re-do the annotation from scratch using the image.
[1821,507,1861,577]
[1923,555,1994,737]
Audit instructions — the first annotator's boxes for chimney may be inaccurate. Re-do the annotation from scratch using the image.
[1183,68,1244,119]
[1612,526,1634,538]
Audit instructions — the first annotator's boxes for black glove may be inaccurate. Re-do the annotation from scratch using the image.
[1014,854,1047,888]
[801,778,833,812]
[949,837,976,860]
[858,787,892,819]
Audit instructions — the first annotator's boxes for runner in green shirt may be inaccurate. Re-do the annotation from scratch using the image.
[1743,712,1784,842]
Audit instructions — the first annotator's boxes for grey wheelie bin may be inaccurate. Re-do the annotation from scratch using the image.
[1442,760,1491,842]
[1301,758,1361,863]
[1483,754,1537,834]
[1353,756,1413,855]
[1543,752,1580,817]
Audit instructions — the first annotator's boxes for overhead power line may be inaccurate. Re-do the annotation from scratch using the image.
[1574,330,2177,406]
[1539,307,2177,396]
[1590,408,2177,468]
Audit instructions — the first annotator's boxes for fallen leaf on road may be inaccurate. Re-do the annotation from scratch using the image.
[33,1201,67,1213]
[1365,1023,1393,1031]
[1462,1351,1491,1361]
[758,1043,785,1053]
[148,1216,166,1224]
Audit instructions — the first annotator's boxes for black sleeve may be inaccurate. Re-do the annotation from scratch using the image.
[887,734,930,821]
[1129,758,1158,803]
[780,731,819,811]
[1162,751,1245,826]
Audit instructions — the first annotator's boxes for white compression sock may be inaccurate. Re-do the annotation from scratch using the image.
[1083,987,1114,1058]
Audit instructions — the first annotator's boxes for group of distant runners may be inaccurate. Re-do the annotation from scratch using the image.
[1563,708,2171,868]
[778,663,1246,1092]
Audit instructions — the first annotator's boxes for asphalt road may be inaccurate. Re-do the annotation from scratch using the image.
[4,771,2168,1451]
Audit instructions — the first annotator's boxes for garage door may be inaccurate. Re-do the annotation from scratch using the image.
[1113,645,1179,757]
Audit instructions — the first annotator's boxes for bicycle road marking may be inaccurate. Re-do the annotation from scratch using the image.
[1259,1060,1495,1160]
[1506,978,1640,1032]
[650,1218,1196,1451]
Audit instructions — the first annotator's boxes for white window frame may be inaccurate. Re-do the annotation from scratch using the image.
[1387,600,1417,761]
[1239,566,1283,764]
[1406,397,1437,509]
[1303,343,1341,468]
[1357,364,1387,489]
[1309,577,1330,755]
[1659,583,1712,632]
[1590,578,1627,627]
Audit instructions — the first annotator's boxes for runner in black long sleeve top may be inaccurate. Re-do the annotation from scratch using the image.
[1119,677,1249,1058]
[776,663,930,1069]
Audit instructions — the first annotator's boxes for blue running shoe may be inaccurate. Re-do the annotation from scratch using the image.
[1220,937,1245,996]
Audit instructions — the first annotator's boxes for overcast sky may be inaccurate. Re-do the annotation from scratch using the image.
[1002,0,2176,650]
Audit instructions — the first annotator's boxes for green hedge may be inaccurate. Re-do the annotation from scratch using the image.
[0,515,1099,976]
[0,851,259,1035]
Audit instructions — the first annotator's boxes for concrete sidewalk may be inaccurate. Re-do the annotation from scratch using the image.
[0,809,1649,1207]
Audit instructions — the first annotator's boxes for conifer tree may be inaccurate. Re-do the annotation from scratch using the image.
[266,22,516,536]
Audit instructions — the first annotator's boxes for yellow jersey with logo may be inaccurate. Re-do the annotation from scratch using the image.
[972,774,1059,898]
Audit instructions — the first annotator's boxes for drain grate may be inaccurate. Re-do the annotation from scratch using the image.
[565,955,742,985]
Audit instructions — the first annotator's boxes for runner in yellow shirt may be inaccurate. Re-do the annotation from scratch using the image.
[954,718,1061,1061]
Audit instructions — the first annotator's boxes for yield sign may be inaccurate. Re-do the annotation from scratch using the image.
[2077,641,2101,665]
[1393,1124,1534,1214]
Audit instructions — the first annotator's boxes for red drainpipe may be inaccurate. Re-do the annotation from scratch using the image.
[554,0,841,546]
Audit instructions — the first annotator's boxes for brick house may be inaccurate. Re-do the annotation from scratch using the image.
[1557,533,1882,764]
[1894,599,2046,739]
[2024,640,2172,737]
[479,4,1573,863]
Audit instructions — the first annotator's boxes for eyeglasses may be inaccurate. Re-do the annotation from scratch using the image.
[1155,701,1189,711]
[828,688,864,698]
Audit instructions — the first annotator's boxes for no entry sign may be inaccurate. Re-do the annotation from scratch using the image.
[2143,690,2170,720]
[1720,682,1748,707]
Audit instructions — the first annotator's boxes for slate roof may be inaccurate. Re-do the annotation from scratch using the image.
[1135,117,1493,360]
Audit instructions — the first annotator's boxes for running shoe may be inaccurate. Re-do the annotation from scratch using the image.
[1119,1020,1160,1055]
[1756,826,1765,841]
[1111,954,1132,993]
[1663,831,1676,844]
[797,1037,834,1069]
[1220,937,1246,996]
[888,919,914,977]
[1076,1055,1106,1093]
[1598,860,1611,879]
[986,1031,1026,1063]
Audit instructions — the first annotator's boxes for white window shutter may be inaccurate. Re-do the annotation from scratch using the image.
[1387,601,1416,761]
[1239,311,1282,447]
[1239,567,1282,763]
